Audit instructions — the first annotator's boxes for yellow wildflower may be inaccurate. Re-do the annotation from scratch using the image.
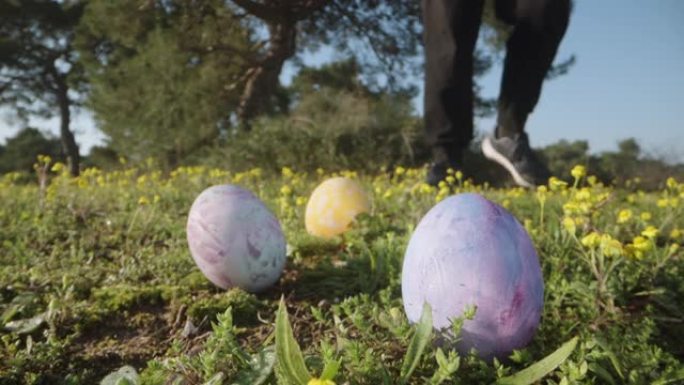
[670,228,681,239]
[599,234,623,257]
[581,232,601,248]
[51,162,65,173]
[524,219,534,233]
[666,177,678,190]
[625,236,652,259]
[395,166,406,176]
[548,176,568,191]
[250,168,263,177]
[617,209,632,224]
[562,217,576,234]
[641,226,658,239]
[308,379,335,385]
[640,212,652,221]
[455,170,464,181]
[281,167,294,178]
[138,196,150,205]
[657,198,669,208]
[536,185,548,200]
[571,165,586,180]
[418,183,434,195]
[445,175,455,184]
[37,154,52,164]
[280,185,292,196]
[669,243,680,254]
[632,236,652,252]
[575,188,591,201]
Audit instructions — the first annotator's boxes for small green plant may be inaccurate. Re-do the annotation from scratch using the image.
[1,162,683,383]
[275,297,339,385]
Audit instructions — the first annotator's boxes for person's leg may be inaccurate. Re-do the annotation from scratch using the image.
[482,0,571,187]
[423,0,484,185]
[496,0,571,137]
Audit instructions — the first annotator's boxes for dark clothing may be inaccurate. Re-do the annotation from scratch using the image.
[422,0,571,163]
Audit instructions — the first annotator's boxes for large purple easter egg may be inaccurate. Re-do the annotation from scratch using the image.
[401,193,543,359]
[186,185,286,292]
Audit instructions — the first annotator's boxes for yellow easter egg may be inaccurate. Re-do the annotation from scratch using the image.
[305,177,371,238]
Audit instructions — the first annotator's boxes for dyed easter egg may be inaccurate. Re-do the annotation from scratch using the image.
[305,177,371,238]
[401,193,543,359]
[186,185,286,292]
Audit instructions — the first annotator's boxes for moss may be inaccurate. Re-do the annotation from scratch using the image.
[179,270,214,291]
[91,285,177,313]
[186,288,261,326]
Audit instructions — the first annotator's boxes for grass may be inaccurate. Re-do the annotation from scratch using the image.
[0,159,683,384]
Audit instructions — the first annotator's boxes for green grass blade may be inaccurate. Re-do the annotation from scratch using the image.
[320,359,341,381]
[400,301,433,383]
[495,337,579,385]
[653,367,684,385]
[588,363,616,385]
[275,297,311,385]
[203,372,225,385]
[594,337,624,379]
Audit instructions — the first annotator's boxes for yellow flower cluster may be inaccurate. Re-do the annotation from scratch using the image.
[580,232,623,257]
[4,157,681,267]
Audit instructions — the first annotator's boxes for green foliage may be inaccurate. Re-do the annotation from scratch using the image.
[215,89,425,173]
[83,145,120,170]
[186,288,260,326]
[77,0,251,167]
[0,0,84,175]
[399,302,433,383]
[275,298,312,385]
[0,127,62,174]
[495,337,578,385]
[295,1,422,89]
[1,166,683,384]
[540,138,684,189]
[231,345,276,385]
[207,61,427,173]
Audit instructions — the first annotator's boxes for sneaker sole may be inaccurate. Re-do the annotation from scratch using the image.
[481,136,536,189]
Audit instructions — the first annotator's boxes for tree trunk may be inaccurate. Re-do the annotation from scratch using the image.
[236,20,296,129]
[54,72,80,177]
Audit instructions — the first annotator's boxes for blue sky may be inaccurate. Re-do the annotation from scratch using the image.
[1,0,683,161]
[486,0,684,161]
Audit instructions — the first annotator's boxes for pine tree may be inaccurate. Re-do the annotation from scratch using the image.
[0,0,85,176]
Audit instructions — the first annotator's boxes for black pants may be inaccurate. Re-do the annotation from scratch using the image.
[423,0,571,162]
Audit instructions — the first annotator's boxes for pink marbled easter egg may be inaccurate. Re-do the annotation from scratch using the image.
[401,193,543,360]
[186,185,286,292]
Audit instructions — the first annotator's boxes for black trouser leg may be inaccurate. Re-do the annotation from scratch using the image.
[422,0,484,163]
[495,0,571,138]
